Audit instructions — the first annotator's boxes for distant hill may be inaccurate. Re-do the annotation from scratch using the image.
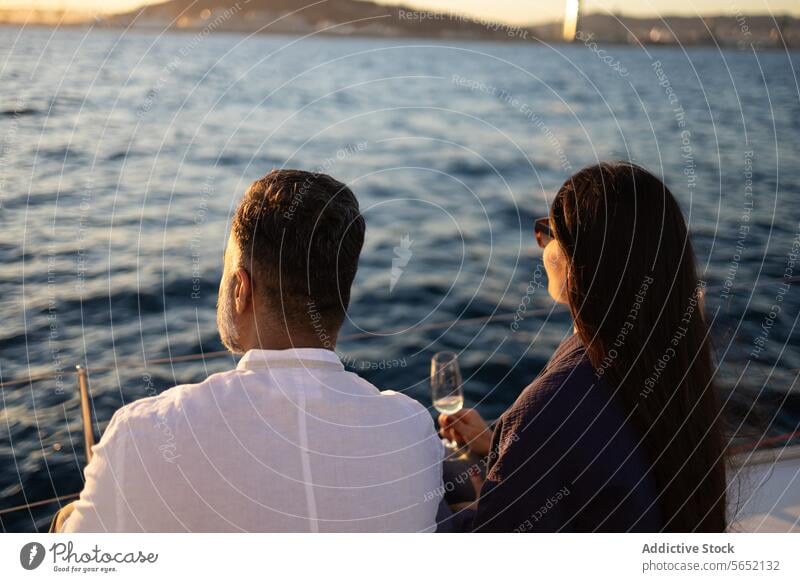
[1,1,797,47]
[563,12,798,47]
[97,0,528,41]
[92,2,800,47]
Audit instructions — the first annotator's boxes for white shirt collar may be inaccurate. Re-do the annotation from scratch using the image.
[237,347,344,372]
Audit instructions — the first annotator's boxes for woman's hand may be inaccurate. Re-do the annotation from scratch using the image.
[438,408,493,458]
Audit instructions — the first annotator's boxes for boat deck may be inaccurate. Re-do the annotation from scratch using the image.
[729,445,800,532]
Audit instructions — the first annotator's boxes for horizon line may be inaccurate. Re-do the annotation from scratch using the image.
[0,4,798,28]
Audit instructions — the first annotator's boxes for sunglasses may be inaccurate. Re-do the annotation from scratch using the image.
[534,217,554,249]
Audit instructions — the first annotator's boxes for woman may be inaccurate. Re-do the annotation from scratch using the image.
[441,162,728,532]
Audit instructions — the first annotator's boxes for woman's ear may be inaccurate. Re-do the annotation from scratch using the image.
[233,267,252,315]
[544,241,570,305]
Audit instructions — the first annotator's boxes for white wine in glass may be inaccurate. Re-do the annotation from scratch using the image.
[431,351,464,450]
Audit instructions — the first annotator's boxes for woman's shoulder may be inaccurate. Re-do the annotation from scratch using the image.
[517,335,596,407]
[498,335,617,443]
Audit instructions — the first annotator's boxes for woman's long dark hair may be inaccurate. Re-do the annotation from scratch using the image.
[550,162,727,532]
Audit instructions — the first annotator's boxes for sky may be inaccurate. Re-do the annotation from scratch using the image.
[2,0,798,25]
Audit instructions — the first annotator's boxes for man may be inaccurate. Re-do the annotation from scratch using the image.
[58,170,443,532]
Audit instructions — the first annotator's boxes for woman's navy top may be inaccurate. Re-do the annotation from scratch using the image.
[471,334,664,532]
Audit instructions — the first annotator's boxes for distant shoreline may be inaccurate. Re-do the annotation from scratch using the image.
[0,4,797,49]
[0,21,797,52]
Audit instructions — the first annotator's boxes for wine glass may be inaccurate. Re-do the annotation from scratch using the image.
[431,351,464,451]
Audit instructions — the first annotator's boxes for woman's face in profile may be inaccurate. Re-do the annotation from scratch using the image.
[543,239,569,305]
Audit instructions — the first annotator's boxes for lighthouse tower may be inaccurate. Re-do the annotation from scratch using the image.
[563,0,582,42]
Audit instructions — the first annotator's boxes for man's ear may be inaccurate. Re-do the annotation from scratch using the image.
[233,267,252,315]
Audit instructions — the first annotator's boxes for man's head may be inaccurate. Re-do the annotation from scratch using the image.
[217,169,365,353]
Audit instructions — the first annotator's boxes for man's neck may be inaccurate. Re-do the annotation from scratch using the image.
[242,331,337,353]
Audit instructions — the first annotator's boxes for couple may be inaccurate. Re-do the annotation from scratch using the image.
[56,163,727,532]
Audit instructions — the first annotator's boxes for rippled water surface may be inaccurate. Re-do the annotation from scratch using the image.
[1,27,799,531]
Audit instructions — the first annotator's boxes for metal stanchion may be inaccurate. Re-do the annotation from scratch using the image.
[75,365,96,465]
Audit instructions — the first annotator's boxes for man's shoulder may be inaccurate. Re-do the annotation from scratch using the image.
[110,368,239,427]
[109,368,436,443]
[339,373,437,438]
[377,386,432,418]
